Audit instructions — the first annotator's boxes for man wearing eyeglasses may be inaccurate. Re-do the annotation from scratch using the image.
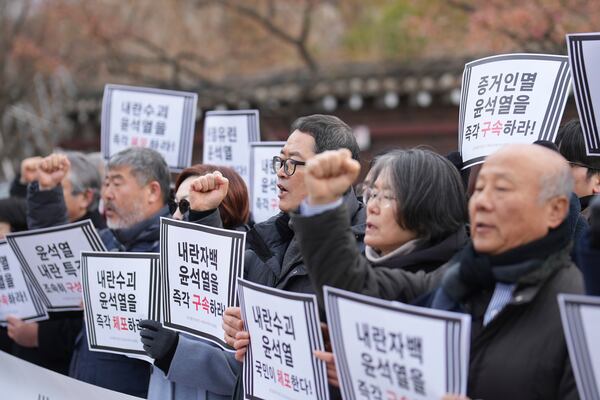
[153,114,366,400]
[556,119,600,221]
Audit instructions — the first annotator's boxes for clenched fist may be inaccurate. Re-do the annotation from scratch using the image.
[37,154,70,191]
[19,156,43,184]
[188,171,229,212]
[304,149,361,205]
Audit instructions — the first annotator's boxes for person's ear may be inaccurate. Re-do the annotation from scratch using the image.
[546,195,569,229]
[146,181,163,204]
[591,173,600,194]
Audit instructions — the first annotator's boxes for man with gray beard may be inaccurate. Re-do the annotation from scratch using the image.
[26,147,171,398]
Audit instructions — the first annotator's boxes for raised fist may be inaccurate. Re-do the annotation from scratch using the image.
[19,156,43,184]
[304,149,361,205]
[188,171,229,212]
[37,154,70,190]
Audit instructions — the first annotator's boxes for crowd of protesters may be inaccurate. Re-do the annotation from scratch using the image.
[0,113,599,400]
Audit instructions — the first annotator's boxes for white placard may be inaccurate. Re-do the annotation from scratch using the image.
[0,349,141,400]
[459,53,571,168]
[202,110,261,186]
[0,241,48,325]
[101,84,198,172]
[160,218,245,349]
[239,279,329,400]
[250,142,284,223]
[559,294,600,400]
[81,252,160,362]
[6,220,106,312]
[324,286,471,400]
[567,33,600,156]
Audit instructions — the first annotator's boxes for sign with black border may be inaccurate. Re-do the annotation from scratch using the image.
[324,286,471,400]
[6,220,106,312]
[160,217,245,349]
[81,251,160,362]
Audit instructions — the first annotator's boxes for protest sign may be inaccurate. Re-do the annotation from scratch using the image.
[0,240,47,325]
[239,279,329,400]
[0,349,141,400]
[202,110,261,186]
[160,218,245,349]
[81,252,160,361]
[101,84,198,171]
[250,142,285,223]
[567,33,600,156]
[324,286,471,400]
[459,53,571,168]
[559,294,600,400]
[6,220,106,312]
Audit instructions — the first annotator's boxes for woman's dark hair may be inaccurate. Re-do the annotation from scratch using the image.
[175,164,249,229]
[368,148,467,243]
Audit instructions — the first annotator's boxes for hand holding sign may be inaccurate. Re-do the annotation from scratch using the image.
[7,316,39,348]
[222,306,248,362]
[139,320,178,361]
[37,153,70,191]
[305,149,360,206]
[188,171,229,212]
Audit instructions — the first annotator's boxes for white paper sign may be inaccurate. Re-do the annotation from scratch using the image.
[559,294,600,400]
[0,240,48,325]
[0,349,141,400]
[101,84,198,171]
[567,33,600,156]
[250,142,284,223]
[81,252,160,362]
[239,279,329,400]
[202,110,261,186]
[160,218,245,349]
[324,286,471,400]
[6,220,106,312]
[459,53,571,168]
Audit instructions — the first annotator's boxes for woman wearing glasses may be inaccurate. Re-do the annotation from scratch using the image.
[298,148,469,388]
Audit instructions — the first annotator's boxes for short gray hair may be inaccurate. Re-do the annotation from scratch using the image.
[107,147,170,204]
[538,164,574,203]
[65,151,102,212]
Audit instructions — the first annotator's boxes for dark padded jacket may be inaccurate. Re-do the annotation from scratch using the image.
[292,204,584,400]
[27,182,167,398]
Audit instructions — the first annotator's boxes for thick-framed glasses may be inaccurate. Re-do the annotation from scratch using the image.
[169,198,190,215]
[272,156,306,176]
[363,187,396,208]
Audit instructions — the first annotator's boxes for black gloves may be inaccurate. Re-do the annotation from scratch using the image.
[139,320,178,373]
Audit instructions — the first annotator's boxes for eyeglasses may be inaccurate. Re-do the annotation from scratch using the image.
[363,188,396,208]
[169,198,190,215]
[272,156,306,176]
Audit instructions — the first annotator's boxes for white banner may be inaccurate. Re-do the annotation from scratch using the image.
[81,252,160,362]
[324,286,471,400]
[559,294,600,400]
[160,218,245,349]
[567,33,600,156]
[101,84,198,172]
[0,349,141,400]
[0,240,48,325]
[6,220,106,312]
[202,110,261,186]
[459,53,571,168]
[239,279,329,400]
[250,142,284,223]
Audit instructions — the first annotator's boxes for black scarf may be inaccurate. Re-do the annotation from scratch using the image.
[436,217,572,305]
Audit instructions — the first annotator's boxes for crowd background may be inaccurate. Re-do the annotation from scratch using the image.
[1,0,600,192]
